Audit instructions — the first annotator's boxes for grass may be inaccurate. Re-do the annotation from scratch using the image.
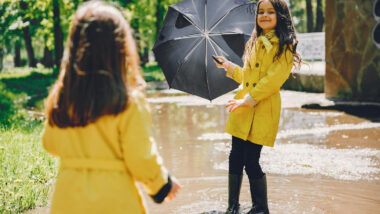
[0,67,58,214]
[0,123,58,214]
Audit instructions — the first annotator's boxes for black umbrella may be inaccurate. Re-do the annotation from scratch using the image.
[153,0,256,100]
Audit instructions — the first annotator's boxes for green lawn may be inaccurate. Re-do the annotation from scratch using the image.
[0,123,58,213]
[0,67,58,213]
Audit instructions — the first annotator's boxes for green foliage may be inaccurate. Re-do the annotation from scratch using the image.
[142,62,165,82]
[127,0,181,54]
[0,82,18,126]
[289,0,325,33]
[289,0,308,33]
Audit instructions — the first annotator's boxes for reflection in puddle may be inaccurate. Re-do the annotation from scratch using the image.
[198,122,380,141]
[213,143,380,181]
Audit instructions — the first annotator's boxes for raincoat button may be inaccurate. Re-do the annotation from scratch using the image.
[246,82,249,87]
[262,45,265,49]
[256,63,259,67]
[253,83,256,87]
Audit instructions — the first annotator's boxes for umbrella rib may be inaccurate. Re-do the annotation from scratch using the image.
[209,4,250,32]
[182,10,203,33]
[173,34,204,40]
[169,38,205,87]
[204,0,212,100]
[207,38,218,56]
[209,32,248,36]
[208,37,230,59]
[191,0,203,31]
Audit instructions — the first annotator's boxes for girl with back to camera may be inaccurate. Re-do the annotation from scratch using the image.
[214,0,302,213]
[42,1,180,213]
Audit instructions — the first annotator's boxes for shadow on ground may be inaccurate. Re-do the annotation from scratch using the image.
[0,71,56,108]
[302,103,380,122]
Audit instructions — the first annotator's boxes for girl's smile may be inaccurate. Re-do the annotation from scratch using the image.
[257,0,277,33]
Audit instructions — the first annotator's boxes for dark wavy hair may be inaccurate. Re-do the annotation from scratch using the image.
[45,0,144,128]
[244,0,302,70]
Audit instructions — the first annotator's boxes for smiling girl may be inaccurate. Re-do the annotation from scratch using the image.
[214,0,302,213]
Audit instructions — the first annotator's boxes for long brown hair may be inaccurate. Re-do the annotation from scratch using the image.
[45,0,144,128]
[244,0,302,70]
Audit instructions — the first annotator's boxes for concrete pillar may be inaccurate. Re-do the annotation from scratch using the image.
[325,0,380,102]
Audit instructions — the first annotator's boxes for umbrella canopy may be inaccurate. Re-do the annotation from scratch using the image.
[153,0,256,100]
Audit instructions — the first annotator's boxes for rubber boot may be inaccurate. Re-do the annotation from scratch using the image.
[247,174,269,214]
[225,174,243,214]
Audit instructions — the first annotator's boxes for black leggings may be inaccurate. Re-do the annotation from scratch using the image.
[229,136,264,179]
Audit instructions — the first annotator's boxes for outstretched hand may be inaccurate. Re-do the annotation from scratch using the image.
[225,99,250,112]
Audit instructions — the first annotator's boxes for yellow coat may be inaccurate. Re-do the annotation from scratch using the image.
[42,90,168,214]
[225,32,293,147]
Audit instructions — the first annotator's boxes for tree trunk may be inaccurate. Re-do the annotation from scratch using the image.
[53,0,63,70]
[20,1,36,67]
[22,27,37,67]
[314,0,324,32]
[156,0,162,39]
[42,46,54,67]
[14,41,22,67]
[306,0,314,32]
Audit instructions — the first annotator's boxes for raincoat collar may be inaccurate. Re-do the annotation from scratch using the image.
[257,30,278,52]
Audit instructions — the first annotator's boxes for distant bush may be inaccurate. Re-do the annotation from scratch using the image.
[0,82,19,126]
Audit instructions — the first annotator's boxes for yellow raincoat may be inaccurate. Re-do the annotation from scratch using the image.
[225,31,293,147]
[42,90,168,214]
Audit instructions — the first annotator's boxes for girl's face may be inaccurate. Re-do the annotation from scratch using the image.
[257,0,277,34]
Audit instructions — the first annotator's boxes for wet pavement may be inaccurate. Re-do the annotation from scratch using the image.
[142,90,380,214]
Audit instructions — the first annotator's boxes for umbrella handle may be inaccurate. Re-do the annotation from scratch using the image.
[212,55,223,65]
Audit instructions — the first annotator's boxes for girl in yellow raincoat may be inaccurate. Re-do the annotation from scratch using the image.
[42,1,180,213]
[214,0,302,213]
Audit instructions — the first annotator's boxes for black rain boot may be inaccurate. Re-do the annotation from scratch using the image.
[247,174,269,214]
[225,174,243,214]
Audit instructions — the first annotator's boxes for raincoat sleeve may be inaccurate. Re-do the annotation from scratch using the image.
[119,91,169,200]
[225,59,249,84]
[41,122,58,157]
[249,49,293,102]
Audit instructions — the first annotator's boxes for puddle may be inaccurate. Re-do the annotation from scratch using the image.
[143,92,380,213]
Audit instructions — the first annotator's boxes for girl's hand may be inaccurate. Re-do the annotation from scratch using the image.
[226,95,257,112]
[213,56,230,70]
[226,99,249,112]
[164,176,182,202]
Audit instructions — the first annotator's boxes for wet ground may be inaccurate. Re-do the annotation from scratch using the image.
[141,89,380,214]
[24,90,380,214]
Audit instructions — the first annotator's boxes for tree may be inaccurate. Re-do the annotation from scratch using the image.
[156,0,163,40]
[315,0,324,32]
[305,0,325,32]
[19,1,37,67]
[53,0,63,70]
[306,0,314,32]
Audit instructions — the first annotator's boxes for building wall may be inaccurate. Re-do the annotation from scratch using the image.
[325,0,380,102]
